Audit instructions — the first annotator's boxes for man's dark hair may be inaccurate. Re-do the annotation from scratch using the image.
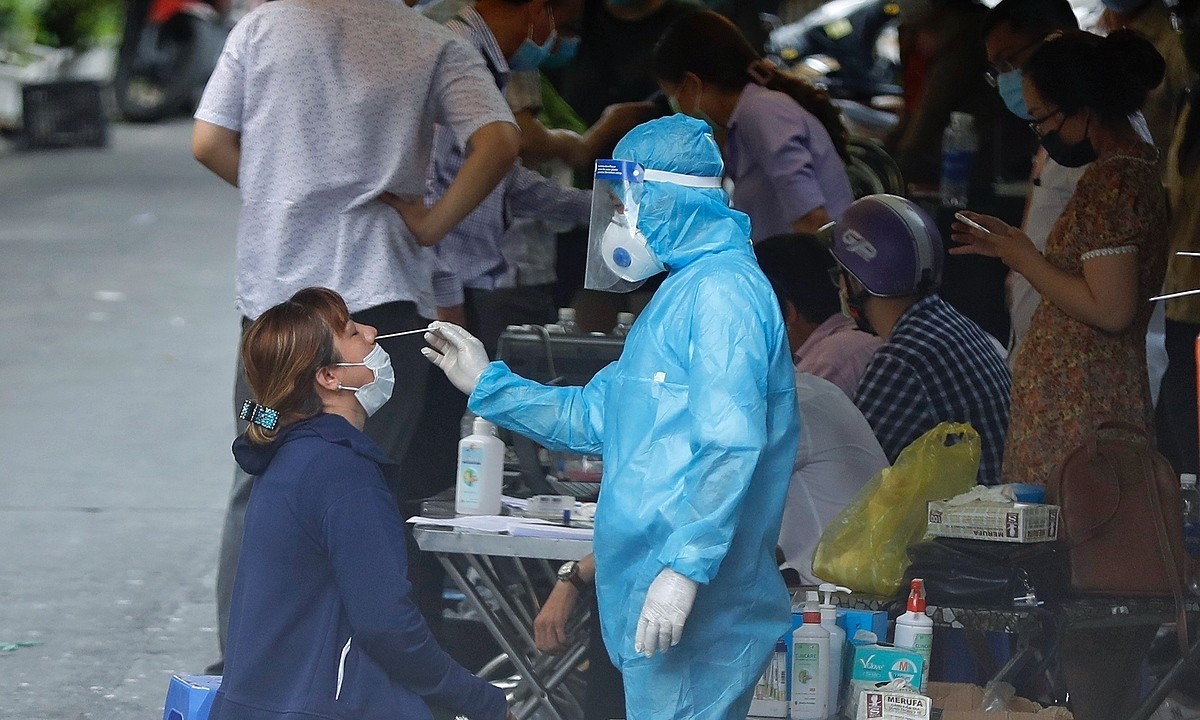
[982,0,1078,41]
[754,233,842,326]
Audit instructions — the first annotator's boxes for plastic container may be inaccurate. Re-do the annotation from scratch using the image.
[557,307,581,335]
[611,312,635,338]
[790,591,830,719]
[940,111,977,209]
[891,578,934,692]
[818,583,850,715]
[1181,473,1200,597]
[455,418,504,515]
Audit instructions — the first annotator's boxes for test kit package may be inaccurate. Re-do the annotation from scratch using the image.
[162,674,221,720]
[847,644,925,718]
[926,501,1060,543]
[857,685,932,720]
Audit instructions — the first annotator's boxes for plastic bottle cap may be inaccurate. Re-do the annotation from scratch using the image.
[617,312,635,324]
[1183,473,1197,488]
[558,307,576,321]
[907,578,926,613]
[950,111,973,127]
[472,417,496,436]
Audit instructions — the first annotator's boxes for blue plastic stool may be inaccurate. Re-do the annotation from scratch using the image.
[162,674,222,720]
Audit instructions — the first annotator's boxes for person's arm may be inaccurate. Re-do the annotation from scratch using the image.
[534,554,595,654]
[653,274,780,585]
[950,211,1141,334]
[516,102,657,170]
[192,120,241,187]
[323,478,507,720]
[506,162,591,225]
[466,359,615,456]
[380,121,519,247]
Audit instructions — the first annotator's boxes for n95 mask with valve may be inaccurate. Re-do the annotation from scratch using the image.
[584,159,723,292]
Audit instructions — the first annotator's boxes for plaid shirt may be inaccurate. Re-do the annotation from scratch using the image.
[854,295,1012,484]
[427,8,590,306]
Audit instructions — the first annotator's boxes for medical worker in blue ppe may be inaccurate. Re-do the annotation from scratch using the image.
[424,114,799,720]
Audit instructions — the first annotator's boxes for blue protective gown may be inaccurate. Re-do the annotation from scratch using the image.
[469,115,799,720]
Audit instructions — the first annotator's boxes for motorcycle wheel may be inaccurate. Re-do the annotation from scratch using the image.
[113,13,200,123]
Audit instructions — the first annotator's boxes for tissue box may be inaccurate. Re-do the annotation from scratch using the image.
[927,501,1059,543]
[162,674,221,720]
[926,682,1073,719]
[857,685,932,719]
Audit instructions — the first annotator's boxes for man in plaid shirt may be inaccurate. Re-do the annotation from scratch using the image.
[827,195,1012,484]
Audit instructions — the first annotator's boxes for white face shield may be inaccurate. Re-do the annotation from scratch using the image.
[584,160,723,293]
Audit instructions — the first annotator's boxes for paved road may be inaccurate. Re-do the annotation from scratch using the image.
[0,121,241,720]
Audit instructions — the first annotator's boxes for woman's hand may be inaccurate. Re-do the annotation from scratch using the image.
[379,192,436,246]
[949,211,1038,273]
[533,581,580,654]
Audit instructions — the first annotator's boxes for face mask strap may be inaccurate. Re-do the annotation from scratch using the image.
[640,168,723,188]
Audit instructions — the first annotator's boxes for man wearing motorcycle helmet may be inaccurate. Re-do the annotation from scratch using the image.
[827,194,1011,484]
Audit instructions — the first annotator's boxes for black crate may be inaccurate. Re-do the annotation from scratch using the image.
[21,80,108,150]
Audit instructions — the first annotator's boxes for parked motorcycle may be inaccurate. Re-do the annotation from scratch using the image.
[113,0,231,122]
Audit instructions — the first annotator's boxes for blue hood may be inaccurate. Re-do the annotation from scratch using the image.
[613,114,754,271]
[232,413,393,476]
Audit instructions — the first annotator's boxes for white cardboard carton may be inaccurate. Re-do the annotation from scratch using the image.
[926,501,1059,543]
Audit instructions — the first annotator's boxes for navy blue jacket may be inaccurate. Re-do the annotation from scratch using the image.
[211,413,506,720]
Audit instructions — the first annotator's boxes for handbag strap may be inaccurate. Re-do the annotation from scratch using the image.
[1140,451,1190,656]
[1086,420,1150,453]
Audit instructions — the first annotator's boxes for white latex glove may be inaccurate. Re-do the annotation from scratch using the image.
[422,321,490,395]
[634,567,698,658]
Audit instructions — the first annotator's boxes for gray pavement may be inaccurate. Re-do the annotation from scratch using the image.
[0,120,241,720]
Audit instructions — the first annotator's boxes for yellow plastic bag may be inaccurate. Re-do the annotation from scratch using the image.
[812,422,981,596]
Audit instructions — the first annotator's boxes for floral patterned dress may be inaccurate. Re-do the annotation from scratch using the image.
[1002,143,1168,485]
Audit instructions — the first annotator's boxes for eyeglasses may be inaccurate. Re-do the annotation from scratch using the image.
[827,266,845,289]
[1027,109,1063,138]
[983,36,1044,87]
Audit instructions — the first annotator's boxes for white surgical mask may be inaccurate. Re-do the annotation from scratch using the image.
[601,215,664,282]
[336,344,395,417]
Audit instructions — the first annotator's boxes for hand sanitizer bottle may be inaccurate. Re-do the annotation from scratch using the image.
[790,590,829,719]
[819,583,851,715]
[892,578,934,692]
[455,417,504,515]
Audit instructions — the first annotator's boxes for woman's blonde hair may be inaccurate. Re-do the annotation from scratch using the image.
[240,287,351,444]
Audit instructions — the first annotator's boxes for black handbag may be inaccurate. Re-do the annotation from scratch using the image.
[902,537,1070,607]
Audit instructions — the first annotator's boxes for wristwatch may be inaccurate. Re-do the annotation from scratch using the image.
[557,560,590,591]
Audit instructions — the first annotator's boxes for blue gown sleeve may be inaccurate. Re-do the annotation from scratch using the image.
[655,272,777,584]
[467,360,614,455]
[323,480,506,720]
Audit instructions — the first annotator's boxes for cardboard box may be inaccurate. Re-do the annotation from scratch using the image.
[926,682,1073,719]
[858,686,933,719]
[162,674,221,720]
[927,502,1060,543]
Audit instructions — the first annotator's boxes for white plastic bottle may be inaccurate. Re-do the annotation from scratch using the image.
[818,583,850,715]
[790,590,830,720]
[455,417,504,515]
[940,111,977,208]
[557,307,581,335]
[892,578,934,692]
[611,311,635,338]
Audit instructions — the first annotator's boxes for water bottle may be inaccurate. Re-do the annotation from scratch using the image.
[940,111,977,209]
[557,307,581,336]
[611,311,635,338]
[1181,473,1200,597]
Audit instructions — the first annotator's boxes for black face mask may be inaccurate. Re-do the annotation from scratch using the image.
[1039,114,1097,168]
[842,283,877,336]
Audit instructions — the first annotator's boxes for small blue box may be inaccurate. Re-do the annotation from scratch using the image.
[163,674,222,720]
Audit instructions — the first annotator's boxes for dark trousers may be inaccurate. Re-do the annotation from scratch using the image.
[1156,319,1200,475]
[464,284,558,357]
[214,301,462,662]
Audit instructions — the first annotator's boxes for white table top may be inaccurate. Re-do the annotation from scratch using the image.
[412,524,593,561]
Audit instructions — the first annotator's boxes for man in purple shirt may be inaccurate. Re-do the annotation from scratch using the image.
[755,233,881,397]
